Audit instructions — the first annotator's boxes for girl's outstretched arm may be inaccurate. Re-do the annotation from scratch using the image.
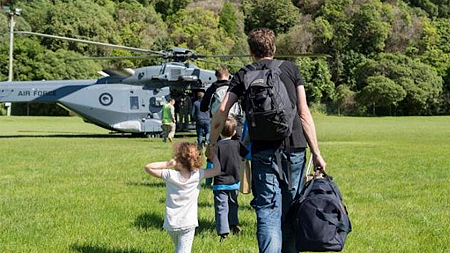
[204,155,221,178]
[145,159,177,178]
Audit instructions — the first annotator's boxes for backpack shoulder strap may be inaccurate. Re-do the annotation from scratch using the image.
[242,65,252,72]
[269,59,284,69]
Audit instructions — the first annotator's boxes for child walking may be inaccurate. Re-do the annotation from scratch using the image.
[211,117,249,240]
[145,142,221,253]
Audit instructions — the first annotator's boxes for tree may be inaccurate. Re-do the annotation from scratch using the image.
[166,8,234,56]
[243,0,299,34]
[297,58,335,104]
[276,20,315,57]
[334,84,357,115]
[115,1,168,51]
[306,0,354,85]
[219,2,238,37]
[385,3,423,53]
[339,50,367,89]
[350,1,390,55]
[406,0,439,17]
[0,14,8,81]
[291,0,326,16]
[356,75,406,115]
[18,0,121,56]
[354,53,443,115]
[152,0,192,20]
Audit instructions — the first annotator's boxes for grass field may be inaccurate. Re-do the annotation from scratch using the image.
[1,115,450,253]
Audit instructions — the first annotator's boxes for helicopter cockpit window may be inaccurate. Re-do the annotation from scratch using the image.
[130,96,139,110]
[150,96,166,107]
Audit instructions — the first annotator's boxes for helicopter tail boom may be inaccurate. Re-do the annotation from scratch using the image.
[0,80,96,103]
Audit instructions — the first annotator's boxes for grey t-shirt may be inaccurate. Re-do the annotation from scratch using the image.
[161,169,205,231]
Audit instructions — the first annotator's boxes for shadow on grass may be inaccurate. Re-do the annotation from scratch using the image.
[197,217,216,233]
[134,212,164,230]
[198,201,213,208]
[71,244,158,253]
[239,203,254,212]
[133,211,215,234]
[0,130,195,139]
[0,134,120,139]
[126,181,165,188]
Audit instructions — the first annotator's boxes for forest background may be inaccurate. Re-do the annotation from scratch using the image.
[0,0,449,117]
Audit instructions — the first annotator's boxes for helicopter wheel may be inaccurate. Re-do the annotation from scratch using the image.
[146,133,159,139]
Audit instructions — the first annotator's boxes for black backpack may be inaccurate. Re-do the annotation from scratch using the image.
[242,60,296,141]
[287,175,352,252]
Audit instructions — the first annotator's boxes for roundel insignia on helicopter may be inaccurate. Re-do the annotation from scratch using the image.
[99,93,113,106]
[138,72,145,80]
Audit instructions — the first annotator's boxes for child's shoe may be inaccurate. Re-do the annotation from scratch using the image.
[230,225,242,235]
[219,233,228,242]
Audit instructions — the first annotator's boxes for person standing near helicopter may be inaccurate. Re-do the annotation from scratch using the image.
[162,98,176,142]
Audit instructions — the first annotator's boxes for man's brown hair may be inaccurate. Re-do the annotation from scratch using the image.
[215,67,229,80]
[247,28,276,59]
[221,117,237,138]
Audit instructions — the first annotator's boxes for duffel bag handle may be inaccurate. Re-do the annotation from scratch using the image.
[305,154,329,180]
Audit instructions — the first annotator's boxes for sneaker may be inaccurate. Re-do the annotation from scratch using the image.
[230,225,242,235]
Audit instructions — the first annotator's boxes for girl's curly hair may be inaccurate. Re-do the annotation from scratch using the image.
[173,142,203,172]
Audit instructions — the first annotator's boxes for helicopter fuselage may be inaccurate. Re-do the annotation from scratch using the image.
[0,62,217,135]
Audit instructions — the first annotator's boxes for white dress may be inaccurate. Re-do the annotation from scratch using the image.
[161,169,205,231]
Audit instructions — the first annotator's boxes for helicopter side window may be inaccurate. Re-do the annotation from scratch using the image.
[150,96,167,107]
[130,96,139,110]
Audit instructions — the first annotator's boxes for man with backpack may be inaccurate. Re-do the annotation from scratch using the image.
[206,28,327,253]
[200,67,230,116]
[201,67,244,140]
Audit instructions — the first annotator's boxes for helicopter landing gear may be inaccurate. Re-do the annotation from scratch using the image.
[145,133,160,139]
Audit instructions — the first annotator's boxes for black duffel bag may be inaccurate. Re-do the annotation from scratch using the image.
[287,175,352,252]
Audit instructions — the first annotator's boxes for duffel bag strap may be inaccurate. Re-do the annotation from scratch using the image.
[316,209,351,232]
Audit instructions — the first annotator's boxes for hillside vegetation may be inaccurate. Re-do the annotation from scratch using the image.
[0,0,449,116]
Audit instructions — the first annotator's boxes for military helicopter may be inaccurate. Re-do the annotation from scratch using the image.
[0,31,326,136]
[0,31,229,136]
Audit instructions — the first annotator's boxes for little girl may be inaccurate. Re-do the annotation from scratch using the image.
[145,142,221,253]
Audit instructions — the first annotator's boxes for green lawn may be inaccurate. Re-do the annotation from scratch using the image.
[1,115,449,253]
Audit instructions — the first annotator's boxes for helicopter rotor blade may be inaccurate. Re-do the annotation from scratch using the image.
[192,53,329,60]
[15,31,164,55]
[66,55,163,61]
[193,54,251,60]
[101,68,135,77]
[275,53,330,58]
[195,58,246,68]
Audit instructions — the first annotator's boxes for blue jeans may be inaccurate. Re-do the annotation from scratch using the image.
[250,148,306,253]
[196,120,210,146]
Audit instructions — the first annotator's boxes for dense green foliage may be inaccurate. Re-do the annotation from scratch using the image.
[290,0,450,115]
[2,115,450,252]
[1,0,450,116]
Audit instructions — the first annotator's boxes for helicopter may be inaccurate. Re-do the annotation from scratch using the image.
[0,31,225,136]
[0,31,327,136]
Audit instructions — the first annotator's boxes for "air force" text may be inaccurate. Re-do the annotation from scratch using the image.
[18,90,56,96]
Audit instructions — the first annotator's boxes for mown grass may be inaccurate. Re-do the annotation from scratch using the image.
[1,115,450,253]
